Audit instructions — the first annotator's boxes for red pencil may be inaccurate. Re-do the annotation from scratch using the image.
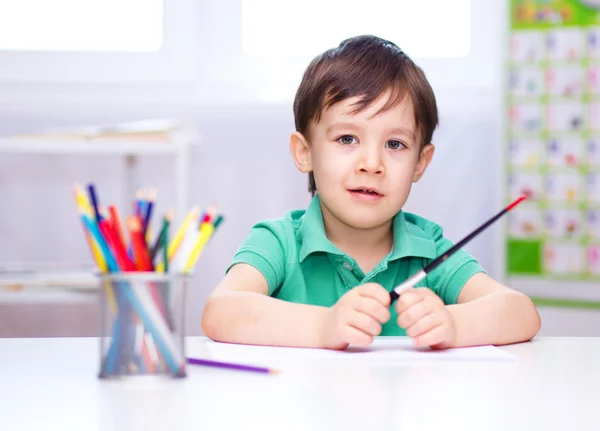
[128,216,169,319]
[108,205,127,250]
[129,216,153,271]
[100,219,136,271]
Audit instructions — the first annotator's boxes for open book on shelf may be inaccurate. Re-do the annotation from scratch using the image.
[10,118,197,143]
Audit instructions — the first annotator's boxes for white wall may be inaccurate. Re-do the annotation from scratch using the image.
[2,0,597,337]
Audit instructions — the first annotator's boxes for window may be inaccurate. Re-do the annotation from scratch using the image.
[230,0,498,99]
[242,0,471,59]
[0,0,197,85]
[0,0,163,52]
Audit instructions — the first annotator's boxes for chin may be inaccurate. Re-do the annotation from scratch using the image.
[340,213,391,229]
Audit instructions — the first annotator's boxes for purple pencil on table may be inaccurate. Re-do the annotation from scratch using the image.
[186,357,278,375]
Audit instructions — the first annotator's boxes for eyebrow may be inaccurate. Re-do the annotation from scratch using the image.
[326,122,362,134]
[388,128,416,141]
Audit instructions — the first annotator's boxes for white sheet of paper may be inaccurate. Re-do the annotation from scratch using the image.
[189,337,516,368]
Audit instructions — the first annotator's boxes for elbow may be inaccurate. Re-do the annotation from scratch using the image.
[520,293,542,341]
[201,297,221,340]
[530,303,542,340]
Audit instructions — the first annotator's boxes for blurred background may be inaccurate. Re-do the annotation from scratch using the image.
[1,0,599,337]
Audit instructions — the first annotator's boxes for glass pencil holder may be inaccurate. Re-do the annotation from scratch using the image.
[97,272,189,379]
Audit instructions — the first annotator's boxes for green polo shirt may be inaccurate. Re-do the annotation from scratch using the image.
[228,195,484,336]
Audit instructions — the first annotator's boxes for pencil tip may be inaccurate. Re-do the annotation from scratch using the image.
[72,183,84,198]
[191,205,201,217]
[128,216,141,230]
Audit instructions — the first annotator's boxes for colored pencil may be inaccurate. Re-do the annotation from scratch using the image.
[162,217,169,273]
[87,183,102,222]
[73,185,107,272]
[129,216,153,271]
[108,205,127,249]
[74,183,224,377]
[80,213,118,271]
[143,188,156,240]
[74,201,117,312]
[100,219,136,272]
[186,357,278,375]
[155,205,201,272]
[135,188,147,218]
[183,220,215,273]
[212,215,224,231]
[150,211,173,263]
[389,195,528,304]
[199,203,218,227]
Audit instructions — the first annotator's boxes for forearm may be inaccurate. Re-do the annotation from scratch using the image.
[447,291,541,347]
[201,291,329,347]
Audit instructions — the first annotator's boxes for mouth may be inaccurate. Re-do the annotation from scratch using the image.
[348,187,383,197]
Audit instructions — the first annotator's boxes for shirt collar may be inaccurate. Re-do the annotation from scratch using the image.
[298,196,344,263]
[388,211,437,261]
[297,195,437,263]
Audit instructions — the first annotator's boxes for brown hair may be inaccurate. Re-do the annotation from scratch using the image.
[293,35,439,195]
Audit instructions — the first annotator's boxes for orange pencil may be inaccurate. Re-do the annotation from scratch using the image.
[129,217,153,271]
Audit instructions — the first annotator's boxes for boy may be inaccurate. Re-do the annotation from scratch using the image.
[202,35,541,350]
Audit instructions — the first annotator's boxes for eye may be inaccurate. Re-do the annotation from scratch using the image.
[386,139,405,150]
[337,135,357,145]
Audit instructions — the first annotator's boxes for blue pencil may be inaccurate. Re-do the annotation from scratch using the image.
[87,183,102,222]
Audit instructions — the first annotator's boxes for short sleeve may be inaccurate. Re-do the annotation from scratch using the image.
[423,224,485,305]
[226,220,287,295]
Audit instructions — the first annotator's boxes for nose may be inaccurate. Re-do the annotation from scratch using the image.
[357,143,384,175]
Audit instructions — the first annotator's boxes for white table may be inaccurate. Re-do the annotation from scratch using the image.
[1,337,599,431]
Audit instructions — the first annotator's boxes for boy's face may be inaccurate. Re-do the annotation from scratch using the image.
[291,93,434,230]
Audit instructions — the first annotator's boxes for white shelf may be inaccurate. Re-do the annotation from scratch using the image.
[0,120,200,312]
[0,289,97,304]
[0,265,97,303]
[0,120,200,225]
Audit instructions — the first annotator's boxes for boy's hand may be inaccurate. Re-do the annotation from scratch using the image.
[396,288,456,349]
[320,283,391,350]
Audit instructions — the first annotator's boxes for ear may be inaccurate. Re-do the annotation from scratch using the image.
[412,143,435,182]
[290,131,312,173]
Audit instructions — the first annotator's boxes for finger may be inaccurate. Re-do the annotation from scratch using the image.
[405,310,442,338]
[412,324,448,348]
[358,283,391,307]
[347,310,382,337]
[341,325,374,347]
[353,296,391,324]
[397,294,442,329]
[395,288,426,314]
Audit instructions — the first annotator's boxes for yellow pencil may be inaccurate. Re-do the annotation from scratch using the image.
[144,188,157,243]
[73,184,106,271]
[155,205,201,272]
[184,222,215,273]
[73,185,117,312]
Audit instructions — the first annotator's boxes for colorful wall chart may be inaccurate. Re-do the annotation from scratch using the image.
[507,0,600,280]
